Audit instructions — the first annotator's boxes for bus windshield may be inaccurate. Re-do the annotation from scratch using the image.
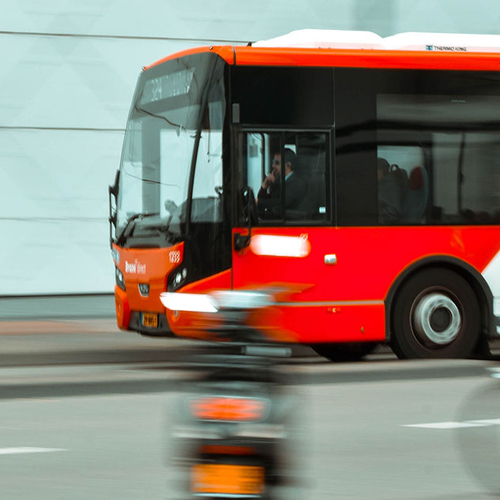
[117,53,225,245]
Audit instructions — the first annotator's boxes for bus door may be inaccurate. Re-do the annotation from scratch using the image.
[232,130,335,341]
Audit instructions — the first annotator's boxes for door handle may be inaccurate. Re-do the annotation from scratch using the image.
[324,254,337,265]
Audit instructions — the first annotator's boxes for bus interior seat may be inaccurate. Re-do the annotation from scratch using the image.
[303,172,327,218]
[293,147,326,219]
[286,157,309,220]
[402,165,428,223]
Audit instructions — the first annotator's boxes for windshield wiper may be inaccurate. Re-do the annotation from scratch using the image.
[117,212,159,246]
[144,202,183,240]
[136,223,183,245]
[133,104,181,130]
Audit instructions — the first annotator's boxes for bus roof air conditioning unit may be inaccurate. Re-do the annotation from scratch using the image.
[383,32,500,53]
[254,29,500,54]
[253,29,384,50]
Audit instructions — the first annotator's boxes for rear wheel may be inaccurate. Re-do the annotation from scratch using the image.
[391,268,481,359]
[312,342,378,362]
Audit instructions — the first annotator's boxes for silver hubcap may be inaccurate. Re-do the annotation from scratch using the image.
[413,293,462,346]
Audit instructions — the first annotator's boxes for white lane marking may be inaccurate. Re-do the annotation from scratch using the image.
[403,422,488,429]
[467,419,500,425]
[403,419,500,429]
[0,447,66,455]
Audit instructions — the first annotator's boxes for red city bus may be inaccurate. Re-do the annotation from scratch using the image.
[109,30,500,360]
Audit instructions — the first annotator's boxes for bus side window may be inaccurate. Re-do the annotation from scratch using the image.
[403,165,429,223]
[238,132,330,224]
[292,134,328,221]
[377,146,427,225]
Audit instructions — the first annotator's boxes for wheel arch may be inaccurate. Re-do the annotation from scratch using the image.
[385,256,494,342]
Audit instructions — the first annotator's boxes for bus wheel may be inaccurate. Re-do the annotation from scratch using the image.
[312,342,378,362]
[391,268,481,359]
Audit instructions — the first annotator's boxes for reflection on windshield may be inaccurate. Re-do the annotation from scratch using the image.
[116,54,224,245]
[117,105,196,236]
[191,120,223,223]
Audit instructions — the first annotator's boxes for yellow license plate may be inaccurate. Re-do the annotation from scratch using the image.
[191,464,264,495]
[141,313,158,328]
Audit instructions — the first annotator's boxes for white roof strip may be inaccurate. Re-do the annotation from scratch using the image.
[253,29,383,50]
[254,29,500,53]
[384,32,500,52]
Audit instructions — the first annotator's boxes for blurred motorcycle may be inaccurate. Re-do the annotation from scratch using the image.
[160,290,304,500]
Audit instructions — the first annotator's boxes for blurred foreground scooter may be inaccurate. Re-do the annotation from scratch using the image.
[160,290,303,500]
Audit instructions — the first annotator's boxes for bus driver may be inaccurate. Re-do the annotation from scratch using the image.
[257,148,306,218]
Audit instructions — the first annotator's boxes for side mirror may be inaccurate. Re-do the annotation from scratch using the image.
[109,169,120,198]
[108,170,120,247]
[243,186,257,225]
[234,187,257,251]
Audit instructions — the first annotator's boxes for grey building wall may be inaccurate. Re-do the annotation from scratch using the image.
[1,0,500,295]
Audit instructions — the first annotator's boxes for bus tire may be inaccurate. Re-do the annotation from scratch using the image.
[312,342,378,362]
[391,267,481,359]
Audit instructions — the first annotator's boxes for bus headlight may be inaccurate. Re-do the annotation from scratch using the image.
[168,266,188,291]
[115,267,126,291]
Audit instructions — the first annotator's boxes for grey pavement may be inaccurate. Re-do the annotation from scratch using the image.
[0,294,115,320]
[1,367,498,500]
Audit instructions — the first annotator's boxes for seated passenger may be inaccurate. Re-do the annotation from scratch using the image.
[377,157,407,224]
[257,148,306,218]
[402,165,428,223]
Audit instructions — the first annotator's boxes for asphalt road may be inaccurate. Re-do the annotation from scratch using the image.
[2,315,500,499]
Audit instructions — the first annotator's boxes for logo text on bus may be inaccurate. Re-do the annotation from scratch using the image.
[125,260,146,274]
